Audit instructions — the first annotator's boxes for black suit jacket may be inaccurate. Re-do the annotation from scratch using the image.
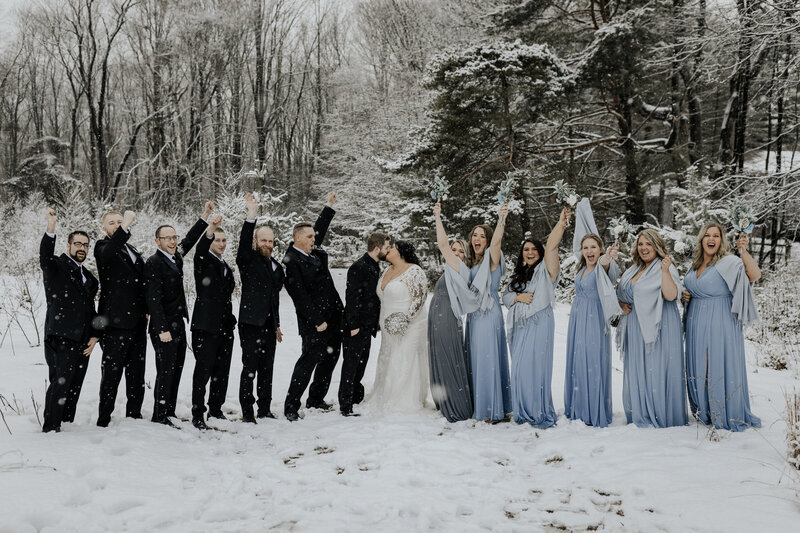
[282,206,344,336]
[94,228,146,330]
[145,218,208,336]
[40,233,99,342]
[191,233,236,334]
[344,253,381,336]
[236,220,284,330]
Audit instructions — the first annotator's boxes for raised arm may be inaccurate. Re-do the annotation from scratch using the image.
[433,202,460,272]
[544,207,570,283]
[95,210,136,262]
[178,201,212,256]
[313,192,337,246]
[736,233,761,283]
[40,208,58,272]
[489,203,509,271]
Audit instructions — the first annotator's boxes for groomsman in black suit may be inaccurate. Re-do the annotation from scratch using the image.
[282,192,343,421]
[338,232,390,416]
[237,193,285,423]
[39,208,100,433]
[190,214,236,430]
[94,209,147,427]
[145,202,212,426]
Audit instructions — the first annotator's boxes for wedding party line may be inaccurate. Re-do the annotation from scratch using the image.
[37,189,761,434]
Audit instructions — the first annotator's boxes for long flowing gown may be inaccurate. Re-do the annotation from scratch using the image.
[466,263,511,420]
[564,267,613,427]
[503,281,557,428]
[617,279,687,428]
[427,275,473,422]
[684,265,761,431]
[370,265,429,411]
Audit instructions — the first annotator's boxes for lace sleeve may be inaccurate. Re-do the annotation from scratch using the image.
[402,266,428,320]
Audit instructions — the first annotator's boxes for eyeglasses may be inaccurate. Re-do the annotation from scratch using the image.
[158,235,180,242]
[71,242,90,249]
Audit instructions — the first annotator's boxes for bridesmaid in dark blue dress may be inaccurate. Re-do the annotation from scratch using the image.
[681,222,761,431]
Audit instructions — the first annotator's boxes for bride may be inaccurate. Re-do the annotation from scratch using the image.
[370,240,430,411]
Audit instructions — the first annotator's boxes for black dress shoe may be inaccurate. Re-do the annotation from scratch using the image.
[257,411,276,419]
[192,418,208,430]
[242,415,258,424]
[207,411,227,421]
[341,409,361,417]
[285,411,300,422]
[42,426,61,433]
[153,418,179,429]
[306,401,333,412]
[126,413,143,419]
[96,418,110,428]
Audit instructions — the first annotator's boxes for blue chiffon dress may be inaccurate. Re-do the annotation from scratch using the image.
[564,268,612,427]
[684,266,761,431]
[466,264,511,420]
[618,280,687,428]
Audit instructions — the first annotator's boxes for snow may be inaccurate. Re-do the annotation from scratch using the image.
[1,269,799,532]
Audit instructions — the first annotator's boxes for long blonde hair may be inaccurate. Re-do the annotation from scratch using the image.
[576,233,605,273]
[631,229,669,268]
[691,222,731,271]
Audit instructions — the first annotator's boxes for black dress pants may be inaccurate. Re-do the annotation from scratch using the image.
[338,331,372,411]
[190,329,234,419]
[43,336,90,432]
[284,324,342,415]
[150,327,187,422]
[238,323,277,418]
[97,323,147,425]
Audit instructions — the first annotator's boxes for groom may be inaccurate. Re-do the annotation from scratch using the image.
[338,232,390,416]
[282,192,344,421]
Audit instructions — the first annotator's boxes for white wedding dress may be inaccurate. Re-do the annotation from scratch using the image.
[370,264,430,412]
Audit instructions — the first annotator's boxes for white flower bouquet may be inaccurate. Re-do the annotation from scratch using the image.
[727,199,756,235]
[429,174,451,202]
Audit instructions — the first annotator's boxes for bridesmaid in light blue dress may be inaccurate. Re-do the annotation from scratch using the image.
[502,207,569,428]
[616,229,687,428]
[564,234,620,428]
[682,222,761,431]
[464,203,512,421]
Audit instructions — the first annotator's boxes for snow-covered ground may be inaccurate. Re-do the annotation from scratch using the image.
[1,269,799,532]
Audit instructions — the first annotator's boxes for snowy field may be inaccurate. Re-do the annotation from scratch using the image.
[1,269,799,532]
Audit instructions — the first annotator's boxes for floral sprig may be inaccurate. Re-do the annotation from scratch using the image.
[673,232,695,257]
[727,199,756,235]
[498,171,522,204]
[553,179,579,208]
[608,215,636,245]
[429,174,451,202]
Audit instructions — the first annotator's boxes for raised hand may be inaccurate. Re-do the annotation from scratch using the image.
[498,203,509,220]
[661,256,673,272]
[202,201,215,219]
[122,210,136,230]
[45,208,56,233]
[245,192,258,219]
[209,214,223,229]
[736,233,749,253]
[326,192,338,207]
[558,206,571,228]
[607,243,619,261]
[433,202,442,218]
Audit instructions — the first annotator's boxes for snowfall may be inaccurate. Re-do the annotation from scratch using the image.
[1,267,799,533]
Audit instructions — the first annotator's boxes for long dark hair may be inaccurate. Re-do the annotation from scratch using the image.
[394,240,420,265]
[508,238,545,292]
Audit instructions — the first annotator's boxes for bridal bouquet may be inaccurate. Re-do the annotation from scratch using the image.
[553,179,579,209]
[727,199,755,235]
[608,215,636,245]
[497,171,521,204]
[429,174,451,202]
[384,312,411,336]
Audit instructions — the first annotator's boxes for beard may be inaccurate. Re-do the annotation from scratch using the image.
[70,251,86,263]
[378,251,388,261]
